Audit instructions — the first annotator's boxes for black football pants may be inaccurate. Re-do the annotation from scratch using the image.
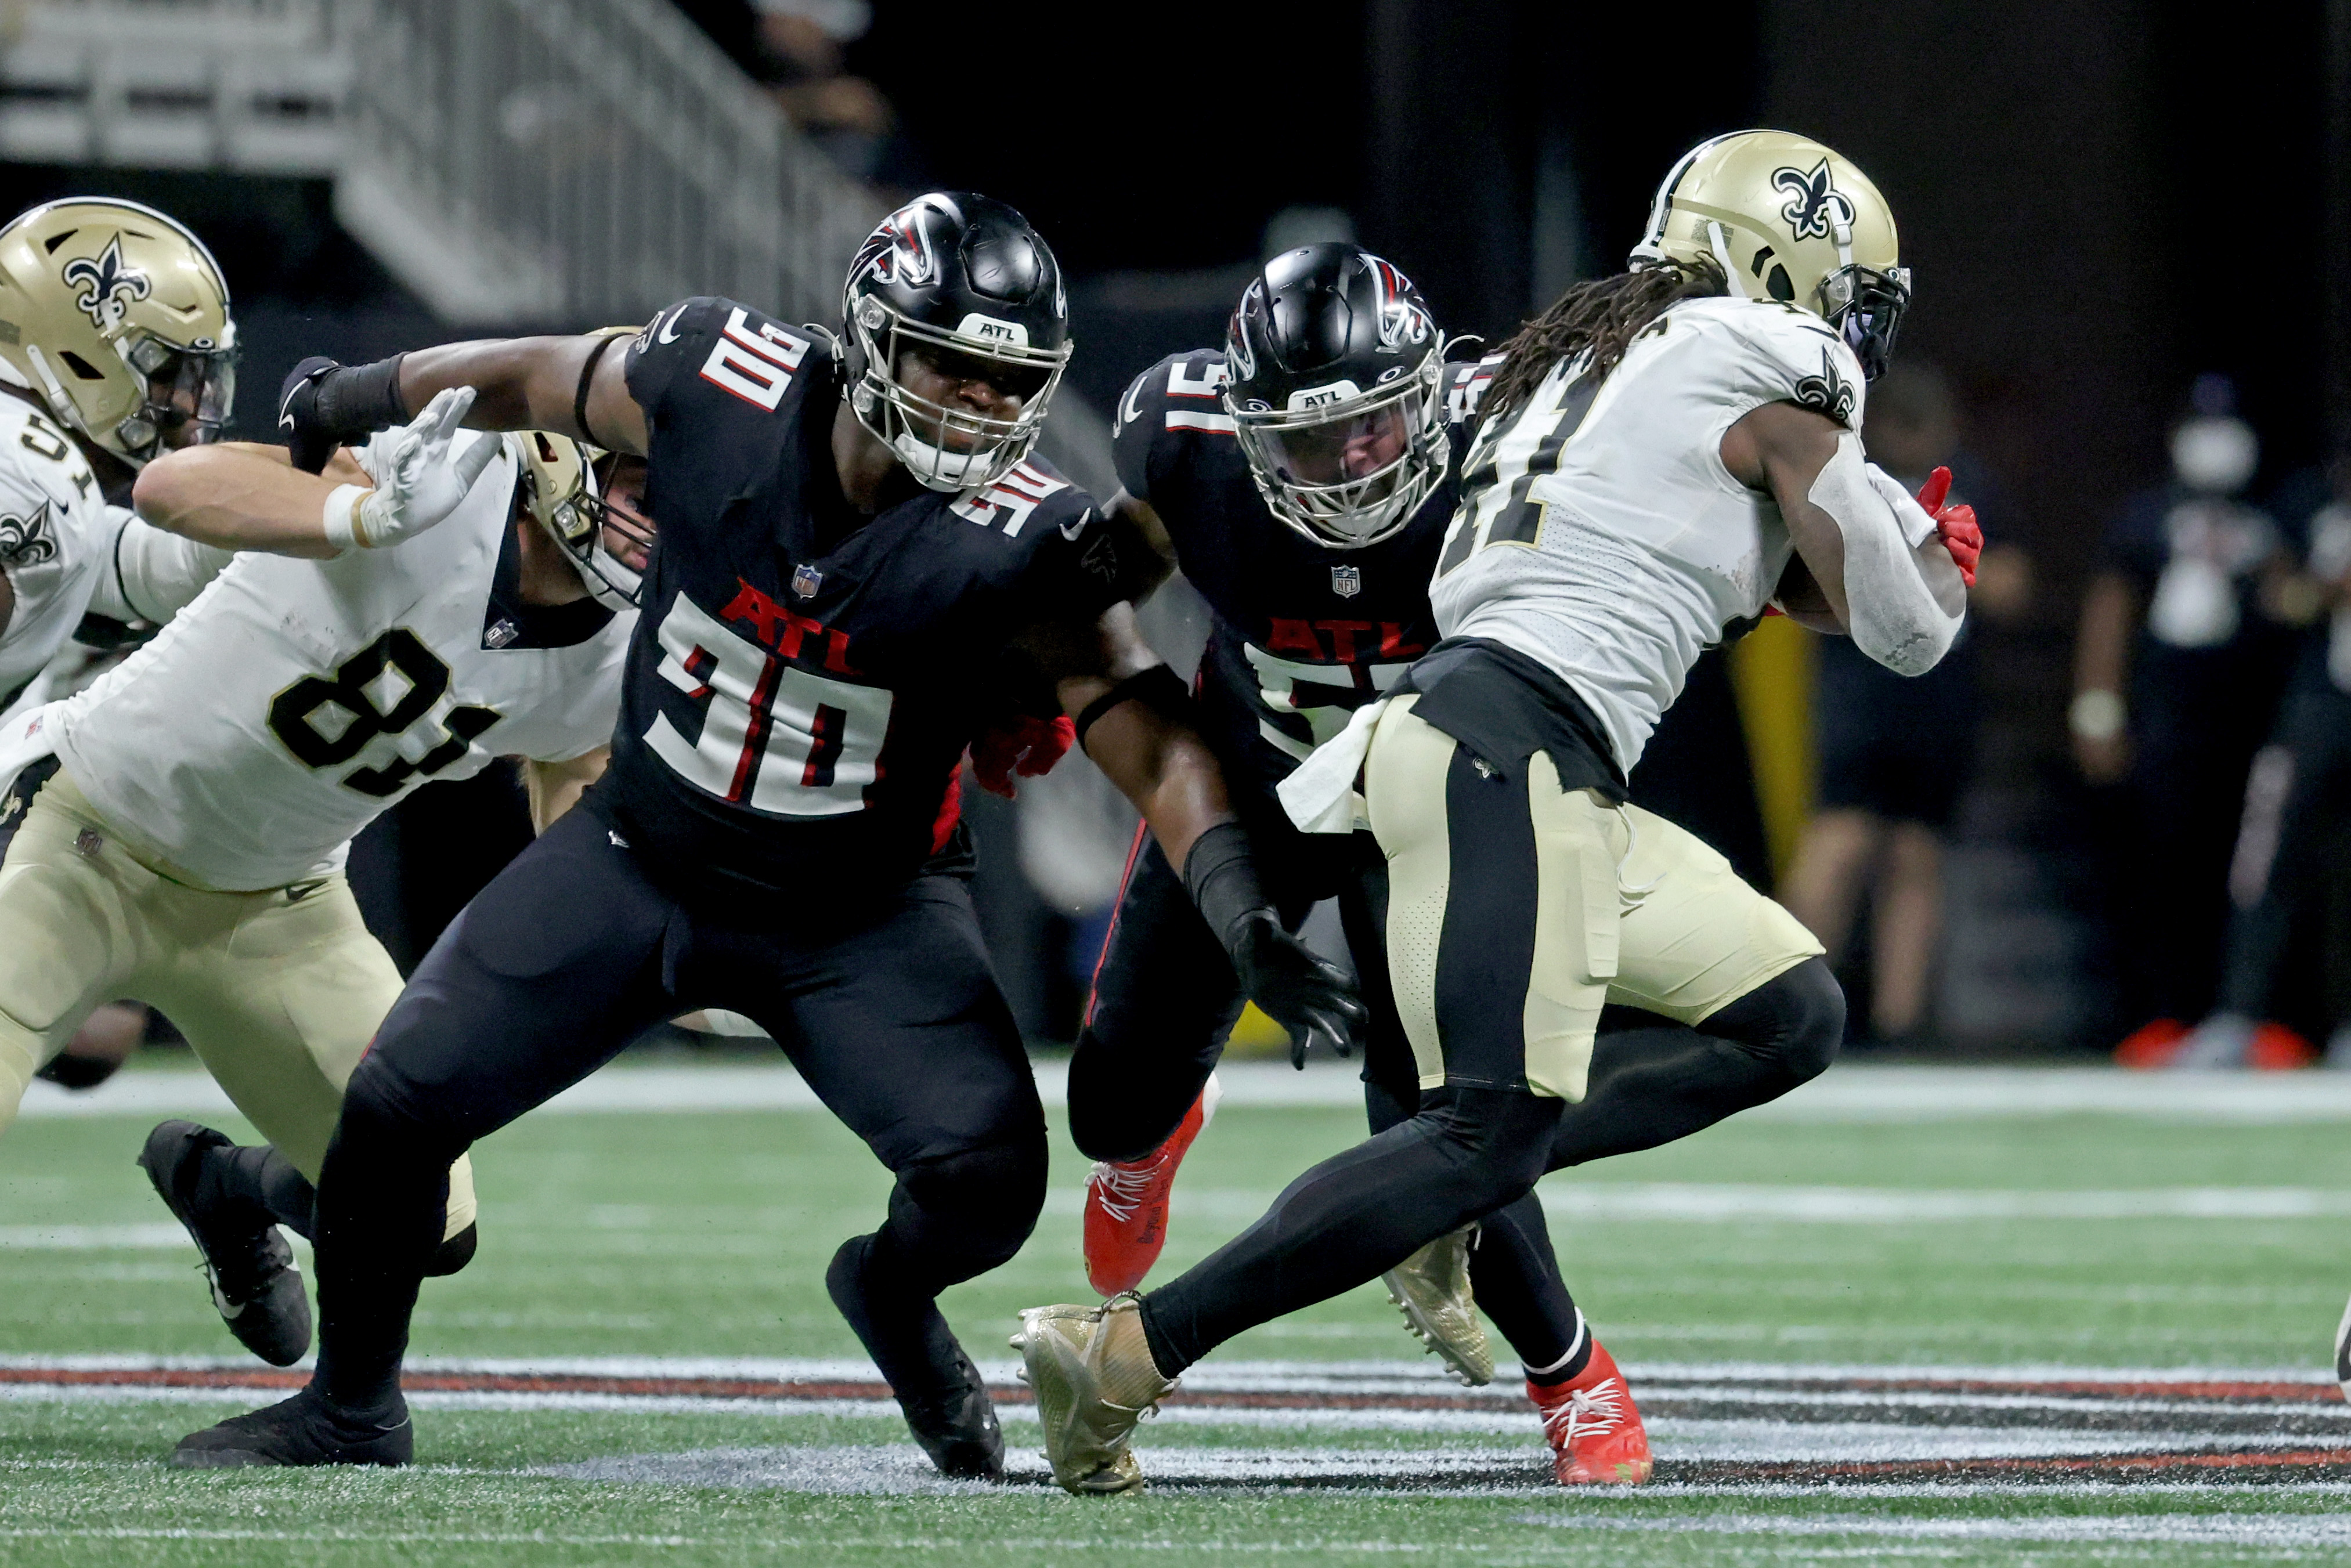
[309,802,1045,1412]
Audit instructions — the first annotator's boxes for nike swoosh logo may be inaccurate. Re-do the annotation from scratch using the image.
[1119,378,1144,427]
[657,308,684,344]
[1059,508,1095,542]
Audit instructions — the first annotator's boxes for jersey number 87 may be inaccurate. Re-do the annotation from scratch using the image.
[644,593,893,816]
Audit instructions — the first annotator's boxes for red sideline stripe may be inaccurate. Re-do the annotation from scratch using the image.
[1698,1448,2351,1481]
[5,1367,2339,1414]
[1644,1375,2346,1405]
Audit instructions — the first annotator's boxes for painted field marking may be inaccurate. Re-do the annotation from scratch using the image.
[26,1063,2351,1122]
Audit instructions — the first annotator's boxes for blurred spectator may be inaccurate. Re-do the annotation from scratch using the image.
[2076,377,2301,1061]
[2166,436,2351,1067]
[1781,363,2018,1046]
[672,1,896,185]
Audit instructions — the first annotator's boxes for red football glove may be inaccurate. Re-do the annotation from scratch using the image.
[970,713,1075,799]
[1916,466,1981,588]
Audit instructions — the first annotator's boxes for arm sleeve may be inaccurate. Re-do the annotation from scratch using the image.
[1808,430,1967,675]
[89,511,233,623]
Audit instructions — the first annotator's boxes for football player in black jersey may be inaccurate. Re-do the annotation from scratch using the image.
[1064,245,1647,1483]
[172,193,1361,1477]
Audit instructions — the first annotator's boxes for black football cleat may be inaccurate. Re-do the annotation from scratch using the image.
[171,1388,411,1469]
[827,1234,1005,1480]
[138,1120,311,1367]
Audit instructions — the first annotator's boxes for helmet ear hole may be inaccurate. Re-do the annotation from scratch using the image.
[59,350,107,380]
[1765,265,1795,304]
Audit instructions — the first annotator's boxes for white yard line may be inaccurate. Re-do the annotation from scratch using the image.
[1519,1511,2351,1547]
[24,1061,2351,1121]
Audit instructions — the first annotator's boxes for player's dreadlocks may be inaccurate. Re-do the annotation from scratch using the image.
[1480,255,1728,424]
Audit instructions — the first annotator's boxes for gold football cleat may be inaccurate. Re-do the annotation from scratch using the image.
[1010,1294,1176,1494]
[1382,1226,1494,1386]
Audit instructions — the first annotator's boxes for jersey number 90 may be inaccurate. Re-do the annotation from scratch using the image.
[644,594,892,816]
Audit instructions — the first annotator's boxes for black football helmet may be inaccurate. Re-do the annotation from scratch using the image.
[842,192,1071,492]
[1223,244,1447,548]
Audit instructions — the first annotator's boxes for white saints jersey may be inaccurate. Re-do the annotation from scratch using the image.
[0,392,116,706]
[45,430,634,891]
[1429,296,1868,774]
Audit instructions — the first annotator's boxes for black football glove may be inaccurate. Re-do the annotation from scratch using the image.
[277,353,409,474]
[1183,821,1366,1070]
[1226,909,1365,1070]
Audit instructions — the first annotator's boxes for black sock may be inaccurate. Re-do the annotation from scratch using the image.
[310,1118,452,1416]
[1465,1195,1588,1378]
[1137,1089,1559,1376]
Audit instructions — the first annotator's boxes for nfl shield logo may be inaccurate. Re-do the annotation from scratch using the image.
[1331,565,1363,599]
[791,563,823,598]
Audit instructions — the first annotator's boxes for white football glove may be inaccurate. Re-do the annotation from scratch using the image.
[321,387,498,550]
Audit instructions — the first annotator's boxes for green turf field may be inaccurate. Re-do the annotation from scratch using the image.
[5,1064,2351,1564]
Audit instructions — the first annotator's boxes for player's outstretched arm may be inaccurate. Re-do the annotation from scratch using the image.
[1723,400,1966,676]
[1022,603,1366,1066]
[278,328,644,472]
[136,389,497,557]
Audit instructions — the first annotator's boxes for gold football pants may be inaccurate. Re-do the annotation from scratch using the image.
[0,768,475,1236]
[1367,695,1823,1101]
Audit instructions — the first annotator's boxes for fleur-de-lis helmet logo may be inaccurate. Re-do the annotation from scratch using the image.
[1772,160,1857,243]
[61,236,151,331]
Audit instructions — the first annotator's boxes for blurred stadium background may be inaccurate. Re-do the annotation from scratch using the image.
[6,0,2349,1063]
[13,5,2351,1561]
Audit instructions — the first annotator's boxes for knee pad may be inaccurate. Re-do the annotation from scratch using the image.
[422,1222,477,1278]
[1418,1088,1559,1209]
[1714,956,1845,1084]
[891,1137,1047,1271]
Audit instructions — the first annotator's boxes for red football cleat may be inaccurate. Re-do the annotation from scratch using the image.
[2113,1017,2189,1070]
[1082,1076,1221,1297]
[1529,1340,1653,1486]
[2249,1021,2317,1071]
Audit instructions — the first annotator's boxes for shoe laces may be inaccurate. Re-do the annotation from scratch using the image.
[1538,1378,1626,1447]
[1085,1157,1166,1223]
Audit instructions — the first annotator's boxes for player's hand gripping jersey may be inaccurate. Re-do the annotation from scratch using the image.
[609,298,1151,898]
[1430,297,1868,775]
[42,429,631,891]
[1111,349,1491,808]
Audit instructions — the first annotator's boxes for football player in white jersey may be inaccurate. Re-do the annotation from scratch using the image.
[0,198,252,1088]
[1017,131,1983,1494]
[0,389,644,1364]
[0,197,244,704]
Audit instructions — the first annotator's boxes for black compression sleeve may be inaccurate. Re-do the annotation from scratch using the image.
[315,354,409,439]
[1072,663,1190,752]
[1179,819,1270,948]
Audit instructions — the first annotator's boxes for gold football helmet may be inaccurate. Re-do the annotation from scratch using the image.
[1630,129,1908,378]
[508,428,649,610]
[0,198,236,467]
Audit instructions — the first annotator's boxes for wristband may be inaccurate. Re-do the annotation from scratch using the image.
[1072,663,1190,752]
[2069,688,2125,743]
[314,354,409,442]
[322,483,371,551]
[1181,819,1270,951]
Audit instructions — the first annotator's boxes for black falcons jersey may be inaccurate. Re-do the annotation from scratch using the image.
[1111,348,1493,808]
[612,297,1151,903]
